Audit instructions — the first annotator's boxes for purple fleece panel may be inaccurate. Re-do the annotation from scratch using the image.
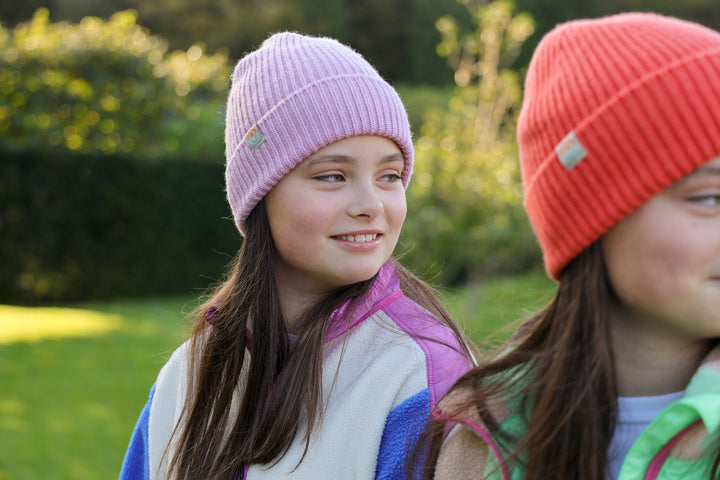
[384,296,472,407]
[322,260,471,404]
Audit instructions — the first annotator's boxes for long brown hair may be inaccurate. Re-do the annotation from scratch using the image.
[418,242,618,479]
[167,201,472,480]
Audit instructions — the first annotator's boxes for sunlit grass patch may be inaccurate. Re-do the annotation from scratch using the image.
[0,305,123,344]
[0,296,189,480]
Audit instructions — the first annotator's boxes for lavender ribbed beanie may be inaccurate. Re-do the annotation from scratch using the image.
[224,32,414,234]
[518,13,720,280]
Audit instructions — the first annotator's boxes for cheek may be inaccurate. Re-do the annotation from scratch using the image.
[602,224,693,308]
[386,192,407,229]
[272,202,330,244]
[609,262,671,309]
[268,184,332,229]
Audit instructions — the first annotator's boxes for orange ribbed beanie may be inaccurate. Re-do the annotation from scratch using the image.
[518,13,720,280]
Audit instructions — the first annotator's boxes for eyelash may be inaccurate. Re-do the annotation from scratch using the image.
[314,173,345,183]
[380,173,402,183]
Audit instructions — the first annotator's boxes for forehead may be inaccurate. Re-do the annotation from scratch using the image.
[303,135,404,166]
[691,156,720,175]
[670,156,720,186]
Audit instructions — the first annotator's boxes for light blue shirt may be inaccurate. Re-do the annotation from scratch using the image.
[607,390,685,480]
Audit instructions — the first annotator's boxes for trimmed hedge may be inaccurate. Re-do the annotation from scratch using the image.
[0,149,240,303]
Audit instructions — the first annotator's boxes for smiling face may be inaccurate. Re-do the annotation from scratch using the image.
[602,156,720,342]
[264,135,407,301]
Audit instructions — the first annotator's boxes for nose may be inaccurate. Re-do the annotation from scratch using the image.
[347,181,383,219]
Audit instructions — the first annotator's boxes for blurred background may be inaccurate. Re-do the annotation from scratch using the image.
[1,0,718,478]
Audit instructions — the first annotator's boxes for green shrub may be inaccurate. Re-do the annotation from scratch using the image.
[400,0,541,284]
[395,84,454,138]
[0,8,229,159]
[0,148,239,303]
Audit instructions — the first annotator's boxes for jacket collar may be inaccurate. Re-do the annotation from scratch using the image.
[685,343,720,398]
[325,261,403,343]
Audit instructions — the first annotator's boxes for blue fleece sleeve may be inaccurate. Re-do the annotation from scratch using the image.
[120,385,155,480]
[375,388,430,480]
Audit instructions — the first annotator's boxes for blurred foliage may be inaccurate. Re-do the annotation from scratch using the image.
[0,0,56,26]
[153,0,472,85]
[0,8,229,159]
[395,84,454,138]
[127,0,310,65]
[401,0,539,285]
[126,0,469,85]
[0,0,470,86]
[0,149,239,304]
[4,0,720,87]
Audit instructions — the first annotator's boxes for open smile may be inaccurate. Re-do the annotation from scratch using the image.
[334,233,379,243]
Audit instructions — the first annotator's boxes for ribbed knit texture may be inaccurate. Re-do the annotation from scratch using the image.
[225,32,414,234]
[517,13,720,279]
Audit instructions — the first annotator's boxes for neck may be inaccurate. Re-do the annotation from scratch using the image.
[610,307,711,396]
[274,275,324,334]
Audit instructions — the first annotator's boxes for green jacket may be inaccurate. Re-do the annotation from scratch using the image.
[617,348,720,479]
[435,348,720,479]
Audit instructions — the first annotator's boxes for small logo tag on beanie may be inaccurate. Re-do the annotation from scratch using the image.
[555,131,587,170]
[245,125,265,150]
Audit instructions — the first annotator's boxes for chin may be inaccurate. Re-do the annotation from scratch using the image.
[337,266,382,287]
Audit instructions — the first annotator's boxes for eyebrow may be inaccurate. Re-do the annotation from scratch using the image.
[306,153,404,167]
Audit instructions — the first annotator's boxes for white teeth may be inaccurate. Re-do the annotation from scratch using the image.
[338,234,377,242]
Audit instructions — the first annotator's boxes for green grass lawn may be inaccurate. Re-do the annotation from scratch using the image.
[443,270,557,346]
[0,297,193,480]
[0,271,556,480]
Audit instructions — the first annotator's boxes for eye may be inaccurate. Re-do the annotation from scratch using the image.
[314,173,345,183]
[688,194,720,207]
[378,171,402,183]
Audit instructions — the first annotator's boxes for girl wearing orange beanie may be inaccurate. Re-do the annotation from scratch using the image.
[419,12,720,480]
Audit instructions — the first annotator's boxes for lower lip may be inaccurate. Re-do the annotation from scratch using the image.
[332,236,382,251]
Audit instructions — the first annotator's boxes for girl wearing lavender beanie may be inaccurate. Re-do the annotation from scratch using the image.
[119,32,474,480]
